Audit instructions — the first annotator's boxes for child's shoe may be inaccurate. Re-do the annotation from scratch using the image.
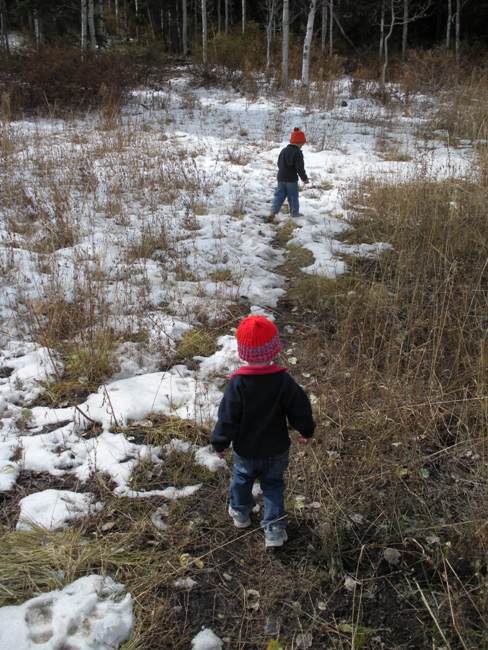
[264,527,288,548]
[228,506,251,528]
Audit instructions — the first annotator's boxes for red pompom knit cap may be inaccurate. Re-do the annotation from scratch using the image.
[236,315,281,363]
[290,127,306,145]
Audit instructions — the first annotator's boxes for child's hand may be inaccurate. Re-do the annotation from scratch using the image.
[298,436,310,445]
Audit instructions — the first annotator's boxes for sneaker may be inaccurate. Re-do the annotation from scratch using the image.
[264,527,288,548]
[228,506,251,528]
[266,213,276,223]
[290,212,304,218]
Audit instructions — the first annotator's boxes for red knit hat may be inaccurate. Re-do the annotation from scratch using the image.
[236,315,281,363]
[290,127,306,145]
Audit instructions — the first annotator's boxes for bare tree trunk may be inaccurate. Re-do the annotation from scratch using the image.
[98,0,105,40]
[147,6,155,39]
[224,0,229,33]
[455,0,460,62]
[217,0,221,32]
[135,0,140,40]
[160,8,164,41]
[34,9,42,50]
[402,0,408,59]
[302,0,318,87]
[81,0,88,51]
[379,0,385,59]
[182,0,188,55]
[282,0,289,87]
[115,0,119,34]
[446,0,452,48]
[202,0,208,64]
[242,0,245,33]
[266,0,275,71]
[328,0,333,56]
[88,0,97,48]
[0,0,10,54]
[321,0,327,53]
[381,0,396,87]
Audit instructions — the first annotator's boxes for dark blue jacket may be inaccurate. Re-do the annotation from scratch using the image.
[277,144,309,183]
[211,369,315,459]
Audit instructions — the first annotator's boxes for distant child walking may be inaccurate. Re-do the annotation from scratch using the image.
[211,315,315,548]
[269,127,309,222]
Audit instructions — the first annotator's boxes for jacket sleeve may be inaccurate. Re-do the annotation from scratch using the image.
[210,379,242,452]
[295,149,309,183]
[284,375,315,437]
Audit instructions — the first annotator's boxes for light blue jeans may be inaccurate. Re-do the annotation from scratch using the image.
[271,181,299,216]
[229,450,289,531]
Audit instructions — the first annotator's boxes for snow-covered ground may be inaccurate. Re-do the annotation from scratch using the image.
[0,71,470,644]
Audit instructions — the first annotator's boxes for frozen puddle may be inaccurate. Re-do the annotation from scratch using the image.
[0,575,133,650]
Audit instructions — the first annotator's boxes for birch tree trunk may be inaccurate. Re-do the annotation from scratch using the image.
[329,0,333,56]
[34,9,42,50]
[402,0,408,59]
[455,0,460,62]
[115,0,119,34]
[135,0,139,40]
[81,0,88,51]
[88,0,97,48]
[282,0,289,88]
[381,0,396,87]
[217,0,221,32]
[446,0,452,48]
[98,0,105,39]
[182,0,188,55]
[379,0,385,59]
[242,0,245,33]
[321,0,327,53]
[302,0,318,87]
[266,0,275,71]
[202,0,208,64]
[0,0,10,54]
[224,0,229,33]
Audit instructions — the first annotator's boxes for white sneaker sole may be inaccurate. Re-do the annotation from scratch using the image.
[228,507,251,528]
[265,531,288,548]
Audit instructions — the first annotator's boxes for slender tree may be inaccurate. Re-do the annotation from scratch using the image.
[242,0,245,33]
[182,0,188,56]
[88,0,97,48]
[0,0,9,54]
[202,0,208,64]
[282,0,289,87]
[302,0,318,87]
[446,0,452,48]
[328,0,333,56]
[402,0,408,59]
[265,0,276,71]
[455,0,460,61]
[81,0,88,51]
[379,0,385,58]
[321,0,327,53]
[224,0,229,32]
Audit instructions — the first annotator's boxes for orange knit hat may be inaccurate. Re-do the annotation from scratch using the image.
[236,315,281,363]
[290,127,306,145]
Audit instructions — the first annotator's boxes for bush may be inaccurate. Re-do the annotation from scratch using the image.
[0,47,142,117]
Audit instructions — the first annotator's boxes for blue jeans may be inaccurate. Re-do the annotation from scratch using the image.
[230,450,289,531]
[271,181,299,216]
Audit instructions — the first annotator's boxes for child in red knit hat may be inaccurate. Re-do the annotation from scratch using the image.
[211,314,315,548]
[269,127,309,223]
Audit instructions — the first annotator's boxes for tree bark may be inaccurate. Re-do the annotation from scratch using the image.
[202,0,208,64]
[321,0,327,53]
[81,0,88,51]
[282,0,289,87]
[446,0,452,48]
[0,0,10,54]
[182,0,188,55]
[224,0,229,33]
[266,0,275,71]
[402,0,408,59]
[329,0,333,56]
[88,0,97,48]
[379,0,385,59]
[302,0,318,87]
[455,0,460,61]
[115,0,119,34]
[34,9,42,50]
[242,0,245,33]
[217,0,221,32]
[381,0,396,86]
